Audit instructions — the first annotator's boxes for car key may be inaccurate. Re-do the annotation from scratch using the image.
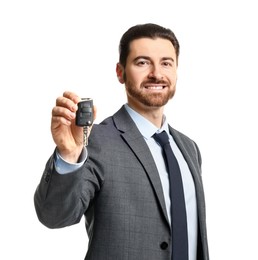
[76,98,93,146]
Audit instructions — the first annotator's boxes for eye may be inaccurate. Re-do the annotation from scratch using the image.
[162,61,173,67]
[135,59,150,66]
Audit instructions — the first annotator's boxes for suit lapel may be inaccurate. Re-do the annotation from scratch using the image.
[169,127,207,237]
[113,106,170,226]
[169,127,205,202]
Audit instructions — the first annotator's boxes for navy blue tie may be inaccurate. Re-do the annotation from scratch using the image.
[153,131,188,260]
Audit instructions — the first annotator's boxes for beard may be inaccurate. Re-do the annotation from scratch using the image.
[125,79,176,107]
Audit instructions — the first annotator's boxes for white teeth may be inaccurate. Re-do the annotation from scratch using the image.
[147,86,163,89]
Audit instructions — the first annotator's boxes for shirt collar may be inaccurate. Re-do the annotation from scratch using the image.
[124,104,170,139]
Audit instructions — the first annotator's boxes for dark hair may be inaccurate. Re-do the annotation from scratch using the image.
[119,23,180,68]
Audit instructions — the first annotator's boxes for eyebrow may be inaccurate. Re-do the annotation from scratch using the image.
[133,56,175,63]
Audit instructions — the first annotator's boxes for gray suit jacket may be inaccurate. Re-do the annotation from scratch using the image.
[34,105,209,260]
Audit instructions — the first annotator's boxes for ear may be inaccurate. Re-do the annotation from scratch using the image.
[116,63,125,84]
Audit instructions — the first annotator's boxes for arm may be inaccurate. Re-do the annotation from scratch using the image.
[34,91,100,228]
[34,152,103,229]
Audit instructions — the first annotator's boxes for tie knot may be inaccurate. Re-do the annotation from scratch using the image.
[153,131,170,147]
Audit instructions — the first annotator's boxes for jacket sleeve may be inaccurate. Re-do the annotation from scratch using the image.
[34,152,103,229]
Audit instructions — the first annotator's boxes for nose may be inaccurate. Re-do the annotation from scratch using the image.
[147,65,163,80]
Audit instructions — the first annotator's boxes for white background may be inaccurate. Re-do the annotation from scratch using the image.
[0,0,257,259]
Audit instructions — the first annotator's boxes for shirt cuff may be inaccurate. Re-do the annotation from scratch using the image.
[54,147,87,174]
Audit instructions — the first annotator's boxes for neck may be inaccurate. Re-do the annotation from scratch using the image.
[127,103,164,128]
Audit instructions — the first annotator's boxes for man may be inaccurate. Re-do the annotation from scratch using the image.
[34,23,209,260]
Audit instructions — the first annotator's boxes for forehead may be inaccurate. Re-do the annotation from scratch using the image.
[128,38,176,59]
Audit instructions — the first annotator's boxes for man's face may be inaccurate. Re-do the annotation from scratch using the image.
[118,38,178,111]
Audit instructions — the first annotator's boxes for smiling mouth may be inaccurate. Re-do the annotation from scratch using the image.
[144,85,166,90]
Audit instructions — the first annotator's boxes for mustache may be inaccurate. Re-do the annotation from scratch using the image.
[142,79,168,85]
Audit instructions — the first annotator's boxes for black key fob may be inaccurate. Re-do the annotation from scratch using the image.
[76,98,93,127]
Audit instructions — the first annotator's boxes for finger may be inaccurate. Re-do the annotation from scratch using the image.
[93,105,97,121]
[52,106,76,122]
[63,91,81,104]
[51,115,72,126]
[56,96,78,112]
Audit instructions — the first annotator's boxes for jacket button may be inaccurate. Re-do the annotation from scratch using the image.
[160,242,168,250]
